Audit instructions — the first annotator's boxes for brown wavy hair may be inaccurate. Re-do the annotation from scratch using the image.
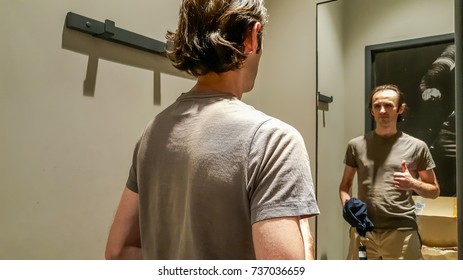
[166,0,268,76]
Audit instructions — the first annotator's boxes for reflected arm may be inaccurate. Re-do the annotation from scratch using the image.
[339,165,357,206]
[393,162,440,199]
[413,169,440,199]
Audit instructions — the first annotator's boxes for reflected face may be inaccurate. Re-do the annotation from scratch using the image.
[371,89,404,127]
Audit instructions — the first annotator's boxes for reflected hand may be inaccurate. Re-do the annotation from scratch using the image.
[393,160,415,191]
[340,194,351,207]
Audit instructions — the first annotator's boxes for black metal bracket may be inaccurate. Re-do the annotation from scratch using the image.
[317,92,333,103]
[65,12,167,56]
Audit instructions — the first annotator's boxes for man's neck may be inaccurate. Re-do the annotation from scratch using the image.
[374,126,398,137]
[191,71,244,99]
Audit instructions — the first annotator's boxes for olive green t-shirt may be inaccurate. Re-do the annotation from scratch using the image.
[344,131,435,230]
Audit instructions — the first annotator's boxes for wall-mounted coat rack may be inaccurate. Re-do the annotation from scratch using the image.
[65,12,167,56]
[317,92,333,103]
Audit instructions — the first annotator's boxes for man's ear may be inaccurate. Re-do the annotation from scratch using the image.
[244,22,262,54]
[398,103,406,114]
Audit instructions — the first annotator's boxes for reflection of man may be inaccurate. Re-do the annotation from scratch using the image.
[339,84,440,260]
[420,44,455,197]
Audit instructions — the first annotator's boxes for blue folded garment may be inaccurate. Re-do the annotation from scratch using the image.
[343,198,374,237]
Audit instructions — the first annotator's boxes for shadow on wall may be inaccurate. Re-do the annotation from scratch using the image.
[61,20,192,104]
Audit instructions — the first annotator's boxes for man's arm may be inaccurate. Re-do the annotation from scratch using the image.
[105,187,142,260]
[339,165,357,206]
[393,160,440,199]
[415,169,440,198]
[252,216,305,260]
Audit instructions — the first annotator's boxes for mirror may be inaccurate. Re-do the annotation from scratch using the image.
[315,0,458,260]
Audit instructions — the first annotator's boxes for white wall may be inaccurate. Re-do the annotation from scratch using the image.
[0,0,195,259]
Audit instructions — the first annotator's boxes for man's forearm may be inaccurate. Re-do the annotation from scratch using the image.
[106,245,142,260]
[412,179,440,199]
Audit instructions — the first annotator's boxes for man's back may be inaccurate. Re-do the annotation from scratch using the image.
[127,91,318,259]
[106,0,319,260]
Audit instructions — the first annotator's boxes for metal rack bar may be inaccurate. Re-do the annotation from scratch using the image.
[65,12,167,56]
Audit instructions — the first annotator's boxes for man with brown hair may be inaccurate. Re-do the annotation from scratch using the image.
[105,0,319,260]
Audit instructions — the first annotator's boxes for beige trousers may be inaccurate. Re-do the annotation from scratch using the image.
[347,227,423,260]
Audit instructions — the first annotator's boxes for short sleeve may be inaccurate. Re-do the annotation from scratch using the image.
[126,139,141,193]
[247,119,319,224]
[344,141,358,168]
[416,141,436,171]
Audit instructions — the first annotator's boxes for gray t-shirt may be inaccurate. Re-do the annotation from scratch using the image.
[126,91,319,259]
[344,131,435,230]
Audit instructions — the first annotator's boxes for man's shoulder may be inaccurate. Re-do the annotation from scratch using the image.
[347,132,371,145]
[255,117,303,139]
[233,104,299,135]
[399,133,432,154]
[399,132,427,146]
